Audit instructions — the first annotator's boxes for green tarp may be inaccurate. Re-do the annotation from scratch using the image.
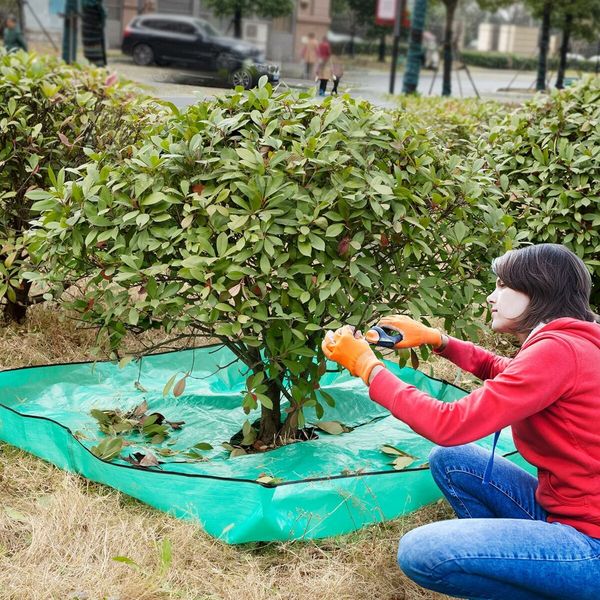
[0,345,530,543]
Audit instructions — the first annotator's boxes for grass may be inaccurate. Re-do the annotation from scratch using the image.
[0,305,505,600]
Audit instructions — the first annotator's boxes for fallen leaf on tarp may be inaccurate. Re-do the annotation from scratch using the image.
[256,473,284,485]
[132,400,148,417]
[173,376,187,397]
[314,421,349,435]
[134,381,148,393]
[123,451,161,468]
[391,456,416,471]
[230,448,246,458]
[380,444,413,457]
[91,436,124,461]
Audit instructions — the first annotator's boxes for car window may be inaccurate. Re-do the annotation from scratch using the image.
[194,19,220,37]
[169,22,196,34]
[142,19,173,31]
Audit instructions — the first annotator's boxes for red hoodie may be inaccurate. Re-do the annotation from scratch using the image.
[369,318,600,538]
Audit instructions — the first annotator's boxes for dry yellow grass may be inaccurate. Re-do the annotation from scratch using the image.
[0,306,472,600]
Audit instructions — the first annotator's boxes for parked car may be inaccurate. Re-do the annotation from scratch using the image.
[566,52,587,63]
[586,55,600,66]
[121,14,280,89]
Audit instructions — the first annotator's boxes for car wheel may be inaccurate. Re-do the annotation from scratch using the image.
[230,67,254,90]
[133,43,155,66]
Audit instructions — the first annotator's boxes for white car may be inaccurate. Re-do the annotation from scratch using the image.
[586,55,600,65]
[566,53,587,62]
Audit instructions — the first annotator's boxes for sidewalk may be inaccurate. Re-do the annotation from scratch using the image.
[107,54,537,108]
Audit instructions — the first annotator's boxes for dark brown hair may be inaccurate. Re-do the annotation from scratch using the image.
[492,243,599,333]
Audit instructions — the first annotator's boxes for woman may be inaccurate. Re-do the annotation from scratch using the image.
[322,244,600,600]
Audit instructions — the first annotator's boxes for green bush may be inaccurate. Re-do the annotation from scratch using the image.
[0,50,162,321]
[482,76,600,301]
[461,50,600,73]
[396,96,511,155]
[29,80,513,442]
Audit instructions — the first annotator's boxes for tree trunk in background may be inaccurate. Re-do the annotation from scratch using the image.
[233,6,242,39]
[378,33,386,62]
[403,0,428,94]
[556,12,573,89]
[442,0,458,96]
[536,1,552,91]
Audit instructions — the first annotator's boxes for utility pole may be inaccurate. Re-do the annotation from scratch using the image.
[388,0,407,95]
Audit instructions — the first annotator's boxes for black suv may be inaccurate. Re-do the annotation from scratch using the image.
[122,14,280,89]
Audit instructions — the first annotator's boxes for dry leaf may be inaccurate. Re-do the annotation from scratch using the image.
[391,456,416,471]
[314,421,346,435]
[173,376,187,397]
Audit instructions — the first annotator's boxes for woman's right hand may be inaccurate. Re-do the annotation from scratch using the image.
[375,315,443,349]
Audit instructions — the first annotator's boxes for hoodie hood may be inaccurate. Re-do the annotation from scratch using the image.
[523,317,600,351]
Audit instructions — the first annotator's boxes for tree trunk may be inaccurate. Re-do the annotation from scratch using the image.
[403,0,428,94]
[378,33,386,62]
[3,280,32,324]
[233,6,243,39]
[442,0,458,97]
[536,1,552,91]
[555,12,573,89]
[258,379,282,444]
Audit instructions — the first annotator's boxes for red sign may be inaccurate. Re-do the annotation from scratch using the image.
[375,0,396,26]
[376,0,411,29]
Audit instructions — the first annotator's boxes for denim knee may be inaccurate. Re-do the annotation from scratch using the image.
[428,444,454,484]
[398,527,426,581]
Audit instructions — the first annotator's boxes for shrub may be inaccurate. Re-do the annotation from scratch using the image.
[30,80,514,443]
[461,50,600,73]
[482,76,600,301]
[395,96,512,155]
[0,50,162,322]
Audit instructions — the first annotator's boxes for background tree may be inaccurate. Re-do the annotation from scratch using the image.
[331,0,394,60]
[554,0,600,88]
[203,0,294,39]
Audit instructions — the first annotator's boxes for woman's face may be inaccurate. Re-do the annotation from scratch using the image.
[487,278,530,333]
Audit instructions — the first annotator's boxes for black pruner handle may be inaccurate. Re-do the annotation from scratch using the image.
[366,325,404,349]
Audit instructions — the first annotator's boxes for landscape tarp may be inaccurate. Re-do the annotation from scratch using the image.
[0,345,531,543]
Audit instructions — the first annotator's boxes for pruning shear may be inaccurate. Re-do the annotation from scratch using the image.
[364,326,404,349]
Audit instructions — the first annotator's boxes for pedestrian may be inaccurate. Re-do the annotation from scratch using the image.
[300,32,319,80]
[331,57,344,95]
[2,14,28,53]
[322,243,600,599]
[317,34,331,63]
[315,57,331,96]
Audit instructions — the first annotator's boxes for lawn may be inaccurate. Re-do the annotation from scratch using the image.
[0,306,463,600]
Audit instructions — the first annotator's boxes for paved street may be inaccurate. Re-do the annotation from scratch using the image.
[108,55,538,109]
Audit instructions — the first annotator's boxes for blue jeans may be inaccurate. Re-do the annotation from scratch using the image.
[398,444,600,599]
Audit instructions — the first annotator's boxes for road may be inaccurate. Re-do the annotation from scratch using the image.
[109,56,538,109]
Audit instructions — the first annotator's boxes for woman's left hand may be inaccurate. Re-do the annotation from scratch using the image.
[321,325,384,384]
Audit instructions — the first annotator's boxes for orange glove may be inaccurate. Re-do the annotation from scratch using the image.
[321,326,384,385]
[367,315,442,349]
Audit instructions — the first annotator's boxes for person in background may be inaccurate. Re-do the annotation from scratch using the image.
[3,14,28,52]
[300,32,319,80]
[322,243,600,600]
[331,57,344,95]
[315,57,332,96]
[318,34,331,63]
